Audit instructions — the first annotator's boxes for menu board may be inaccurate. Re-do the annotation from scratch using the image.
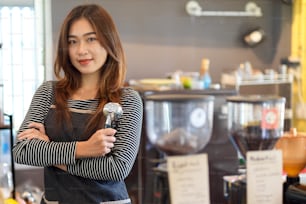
[247,150,283,204]
[167,153,210,204]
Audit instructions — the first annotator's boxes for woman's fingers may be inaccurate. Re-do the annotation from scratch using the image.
[17,128,50,142]
[17,122,49,141]
[28,122,46,134]
[81,128,117,157]
[17,129,33,140]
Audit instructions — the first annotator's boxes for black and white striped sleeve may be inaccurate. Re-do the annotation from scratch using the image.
[66,88,143,181]
[18,81,54,133]
[12,81,76,167]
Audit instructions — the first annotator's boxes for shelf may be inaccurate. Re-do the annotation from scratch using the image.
[185,1,262,17]
[0,124,10,129]
[221,73,293,89]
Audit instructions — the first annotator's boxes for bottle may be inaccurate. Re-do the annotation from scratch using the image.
[0,131,11,165]
[199,58,212,89]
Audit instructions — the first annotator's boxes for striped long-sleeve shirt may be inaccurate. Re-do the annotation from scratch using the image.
[13,80,143,182]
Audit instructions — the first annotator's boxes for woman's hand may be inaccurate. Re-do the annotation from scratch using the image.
[54,164,67,171]
[76,128,116,158]
[17,122,50,142]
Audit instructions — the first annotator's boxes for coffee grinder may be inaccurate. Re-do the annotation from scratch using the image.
[144,93,214,203]
[223,95,286,204]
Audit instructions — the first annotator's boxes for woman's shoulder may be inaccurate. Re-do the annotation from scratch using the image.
[121,87,143,104]
[121,87,140,97]
[38,80,56,90]
[34,80,56,97]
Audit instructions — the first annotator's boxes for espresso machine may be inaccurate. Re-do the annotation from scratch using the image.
[223,95,286,204]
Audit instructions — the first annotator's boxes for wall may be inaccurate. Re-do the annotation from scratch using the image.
[51,0,292,83]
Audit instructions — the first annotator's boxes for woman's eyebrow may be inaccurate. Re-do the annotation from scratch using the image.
[68,32,96,38]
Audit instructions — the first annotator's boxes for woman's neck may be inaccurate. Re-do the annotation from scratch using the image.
[71,75,100,100]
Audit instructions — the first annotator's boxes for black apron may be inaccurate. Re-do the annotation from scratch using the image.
[41,105,130,204]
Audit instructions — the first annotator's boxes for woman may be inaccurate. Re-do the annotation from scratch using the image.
[13,4,143,204]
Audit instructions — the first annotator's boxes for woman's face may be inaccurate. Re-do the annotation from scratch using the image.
[68,18,107,76]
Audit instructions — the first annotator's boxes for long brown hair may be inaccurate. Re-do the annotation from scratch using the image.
[53,4,126,133]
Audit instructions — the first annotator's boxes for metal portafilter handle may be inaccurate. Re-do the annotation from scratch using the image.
[103,102,123,128]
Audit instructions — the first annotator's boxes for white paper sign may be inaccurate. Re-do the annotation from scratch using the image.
[167,153,210,204]
[247,150,283,204]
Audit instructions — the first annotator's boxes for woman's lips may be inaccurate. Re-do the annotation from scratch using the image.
[79,59,92,65]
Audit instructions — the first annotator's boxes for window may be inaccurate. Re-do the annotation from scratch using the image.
[0,0,49,131]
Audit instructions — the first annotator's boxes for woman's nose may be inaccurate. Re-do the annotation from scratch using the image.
[77,41,88,55]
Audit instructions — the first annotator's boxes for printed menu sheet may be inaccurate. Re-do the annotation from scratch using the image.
[247,150,283,204]
[167,153,210,204]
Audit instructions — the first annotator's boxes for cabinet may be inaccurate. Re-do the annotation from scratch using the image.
[0,114,16,198]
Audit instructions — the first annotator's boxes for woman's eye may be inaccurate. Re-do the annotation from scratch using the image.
[87,37,97,42]
[68,39,77,45]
